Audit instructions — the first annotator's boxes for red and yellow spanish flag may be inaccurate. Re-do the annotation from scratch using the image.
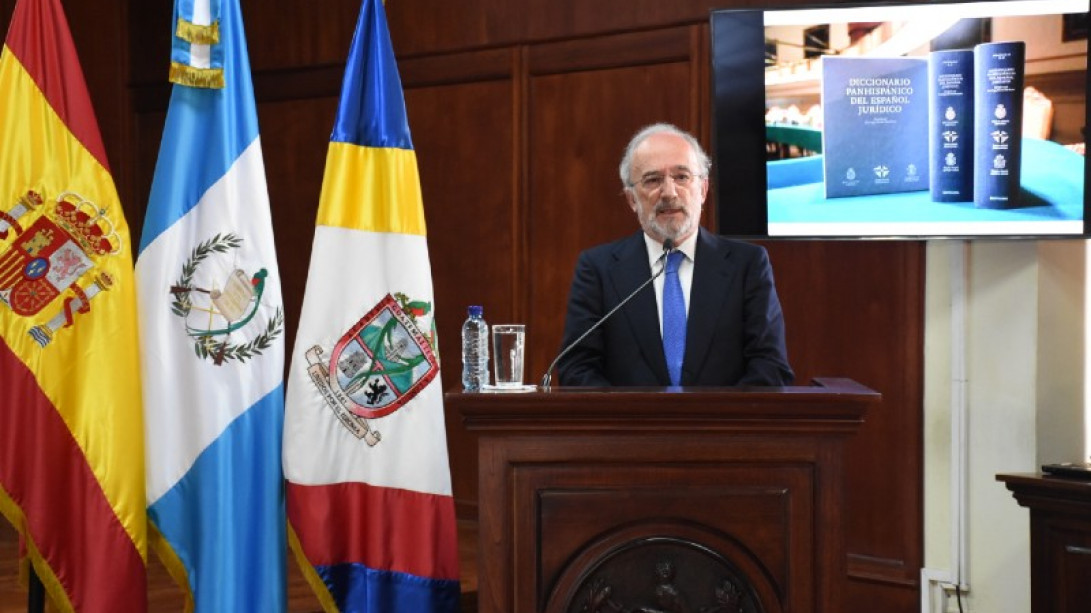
[0,0,147,610]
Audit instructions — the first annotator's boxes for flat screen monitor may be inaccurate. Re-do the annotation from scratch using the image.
[711,0,1091,238]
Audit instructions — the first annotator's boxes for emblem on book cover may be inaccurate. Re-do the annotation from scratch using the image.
[994,103,1008,120]
[169,233,284,365]
[943,130,958,144]
[945,106,957,121]
[873,164,890,179]
[993,154,1007,170]
[945,152,958,167]
[304,292,438,446]
[991,130,1009,145]
[0,190,121,347]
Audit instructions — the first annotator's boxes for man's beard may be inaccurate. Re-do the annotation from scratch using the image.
[642,201,695,242]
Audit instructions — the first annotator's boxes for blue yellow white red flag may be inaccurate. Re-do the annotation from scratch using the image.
[283,0,461,610]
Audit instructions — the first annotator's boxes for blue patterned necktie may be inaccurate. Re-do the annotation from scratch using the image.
[662,250,686,386]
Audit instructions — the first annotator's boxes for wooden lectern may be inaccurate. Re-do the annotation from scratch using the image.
[447,378,878,613]
[997,473,1091,612]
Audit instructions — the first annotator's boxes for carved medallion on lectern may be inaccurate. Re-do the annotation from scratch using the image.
[555,536,766,613]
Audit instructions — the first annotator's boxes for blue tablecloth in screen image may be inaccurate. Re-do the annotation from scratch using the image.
[767,138,1084,225]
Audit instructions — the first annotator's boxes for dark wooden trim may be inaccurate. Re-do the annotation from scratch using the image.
[401,47,515,88]
[528,27,691,75]
[848,553,920,588]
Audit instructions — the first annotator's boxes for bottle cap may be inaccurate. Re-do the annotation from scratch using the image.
[468,305,483,317]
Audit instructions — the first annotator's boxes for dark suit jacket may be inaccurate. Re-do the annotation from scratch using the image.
[556,228,793,387]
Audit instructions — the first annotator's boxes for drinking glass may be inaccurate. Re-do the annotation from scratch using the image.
[491,324,525,388]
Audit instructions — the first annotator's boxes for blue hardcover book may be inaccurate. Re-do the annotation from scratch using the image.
[974,41,1025,208]
[821,56,929,198]
[929,50,974,202]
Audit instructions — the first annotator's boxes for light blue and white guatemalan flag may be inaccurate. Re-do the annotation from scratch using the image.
[136,0,287,610]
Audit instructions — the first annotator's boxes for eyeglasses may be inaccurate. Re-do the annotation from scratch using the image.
[632,171,702,192]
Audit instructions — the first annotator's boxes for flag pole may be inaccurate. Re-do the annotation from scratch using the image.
[27,566,45,613]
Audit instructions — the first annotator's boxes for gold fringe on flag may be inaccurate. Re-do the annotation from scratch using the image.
[169,62,225,89]
[148,523,196,613]
[175,18,220,45]
[288,526,340,613]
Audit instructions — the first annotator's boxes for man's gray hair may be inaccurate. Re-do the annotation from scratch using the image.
[618,123,711,188]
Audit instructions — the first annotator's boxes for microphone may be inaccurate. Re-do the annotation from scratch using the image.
[540,238,675,388]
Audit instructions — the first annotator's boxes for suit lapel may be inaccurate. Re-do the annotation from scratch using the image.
[684,229,734,383]
[608,233,670,385]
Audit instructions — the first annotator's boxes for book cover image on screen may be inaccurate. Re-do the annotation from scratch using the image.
[821,57,930,198]
[975,41,1026,209]
[731,0,1090,239]
[929,49,975,203]
[822,46,1026,206]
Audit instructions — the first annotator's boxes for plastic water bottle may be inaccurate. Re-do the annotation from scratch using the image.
[461,305,489,391]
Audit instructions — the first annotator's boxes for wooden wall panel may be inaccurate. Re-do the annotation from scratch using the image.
[387,0,738,57]
[404,73,517,512]
[766,239,924,607]
[0,1,11,38]
[408,78,518,365]
[383,0,508,57]
[257,97,339,355]
[131,109,166,247]
[526,60,695,380]
[524,27,705,380]
[241,0,358,70]
[127,0,171,87]
[126,0,171,239]
[528,27,693,74]
[65,0,130,210]
[129,0,357,84]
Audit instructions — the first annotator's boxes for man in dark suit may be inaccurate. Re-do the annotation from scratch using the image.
[556,123,793,387]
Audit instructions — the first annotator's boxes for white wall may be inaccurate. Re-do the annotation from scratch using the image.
[923,239,1088,613]
[1037,240,1088,463]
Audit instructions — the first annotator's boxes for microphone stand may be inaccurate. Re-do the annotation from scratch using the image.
[540,242,674,388]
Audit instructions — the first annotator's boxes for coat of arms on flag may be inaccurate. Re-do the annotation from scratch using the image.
[304,292,438,445]
[0,189,121,347]
[167,232,284,365]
